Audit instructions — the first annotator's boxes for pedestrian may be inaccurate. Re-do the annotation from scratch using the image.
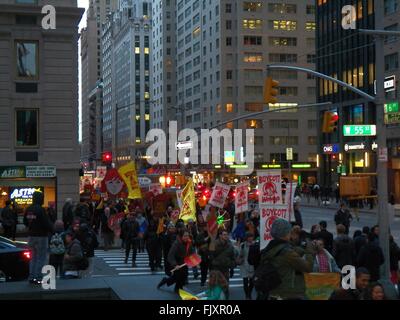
[238,232,256,299]
[334,203,353,234]
[315,221,334,254]
[1,200,16,240]
[63,231,84,279]
[293,202,303,229]
[389,235,400,285]
[157,230,195,293]
[145,217,162,272]
[122,212,140,267]
[332,224,355,269]
[256,218,314,300]
[100,204,114,251]
[312,238,340,273]
[47,203,57,225]
[187,219,199,280]
[354,226,369,257]
[369,189,377,209]
[335,186,340,204]
[195,225,210,287]
[210,230,236,299]
[197,270,228,300]
[309,224,320,240]
[365,283,386,300]
[329,267,370,300]
[76,223,99,278]
[349,198,359,222]
[23,191,54,285]
[370,225,379,244]
[136,209,148,253]
[161,222,177,275]
[62,198,74,230]
[49,220,66,277]
[357,232,384,282]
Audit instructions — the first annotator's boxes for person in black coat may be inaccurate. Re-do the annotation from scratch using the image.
[161,223,177,275]
[354,226,369,257]
[333,224,355,269]
[293,203,303,229]
[315,220,334,254]
[1,200,16,239]
[334,203,353,235]
[389,235,400,284]
[145,218,162,271]
[121,213,140,266]
[195,225,211,286]
[357,233,385,282]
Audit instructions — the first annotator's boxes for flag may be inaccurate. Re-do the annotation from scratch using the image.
[304,273,341,300]
[209,182,230,208]
[179,179,197,222]
[156,217,165,235]
[184,253,202,268]
[235,182,249,213]
[179,289,199,300]
[117,161,142,199]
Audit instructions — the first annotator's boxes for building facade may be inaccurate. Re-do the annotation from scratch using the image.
[0,0,83,216]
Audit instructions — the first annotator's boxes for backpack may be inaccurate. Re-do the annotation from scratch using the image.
[49,233,65,255]
[253,244,289,294]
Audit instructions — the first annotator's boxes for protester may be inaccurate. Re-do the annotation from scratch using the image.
[354,226,369,257]
[357,232,385,282]
[62,198,74,230]
[101,203,114,251]
[157,230,195,293]
[293,203,303,229]
[198,270,228,300]
[365,283,386,300]
[23,191,53,285]
[122,212,140,266]
[77,223,99,277]
[257,218,314,300]
[332,224,355,269]
[1,200,17,240]
[63,231,84,279]
[329,268,370,300]
[136,209,148,253]
[49,220,66,277]
[145,217,162,272]
[238,232,256,299]
[335,203,353,234]
[195,225,210,286]
[390,235,400,284]
[47,203,57,225]
[312,238,340,273]
[309,224,320,240]
[161,222,177,275]
[370,225,379,244]
[315,221,334,253]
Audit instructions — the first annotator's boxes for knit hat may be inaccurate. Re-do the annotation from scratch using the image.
[271,218,292,239]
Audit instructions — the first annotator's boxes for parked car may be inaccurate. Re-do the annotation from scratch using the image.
[0,236,29,249]
[0,237,31,282]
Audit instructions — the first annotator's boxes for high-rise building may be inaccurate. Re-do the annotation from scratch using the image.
[316,0,400,202]
[0,0,83,215]
[152,0,318,183]
[101,1,153,164]
[80,0,118,166]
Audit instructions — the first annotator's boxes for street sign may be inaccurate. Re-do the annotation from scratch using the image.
[323,144,339,154]
[343,125,376,136]
[384,75,396,92]
[384,113,400,125]
[384,102,399,113]
[286,148,293,161]
[378,148,388,162]
[175,141,193,150]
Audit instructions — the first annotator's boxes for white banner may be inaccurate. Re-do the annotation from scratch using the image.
[284,182,297,222]
[260,204,290,250]
[209,182,231,208]
[257,170,283,205]
[149,183,163,196]
[235,182,249,213]
[176,190,183,208]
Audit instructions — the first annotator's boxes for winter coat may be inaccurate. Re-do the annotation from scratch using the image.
[23,193,53,237]
[329,288,366,300]
[122,218,140,240]
[261,239,314,300]
[312,249,341,273]
[162,232,177,258]
[333,235,355,268]
[238,242,255,278]
[167,238,194,267]
[294,209,303,229]
[1,205,16,227]
[62,202,74,229]
[63,239,83,272]
[210,239,236,272]
[390,240,400,271]
[195,232,210,259]
[77,227,99,258]
[314,229,334,253]
[357,242,384,281]
[334,209,352,227]
[354,234,368,257]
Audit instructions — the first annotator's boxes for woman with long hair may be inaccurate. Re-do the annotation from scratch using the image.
[198,270,228,300]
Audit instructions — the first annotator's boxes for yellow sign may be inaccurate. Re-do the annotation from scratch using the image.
[304,273,340,300]
[117,161,142,199]
[179,178,196,222]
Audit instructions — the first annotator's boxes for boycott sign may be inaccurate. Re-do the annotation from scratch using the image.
[209,182,230,208]
[260,204,289,250]
[235,182,249,213]
[284,182,297,222]
[149,183,163,196]
[257,170,283,205]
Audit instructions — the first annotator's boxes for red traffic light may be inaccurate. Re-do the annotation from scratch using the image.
[102,152,112,163]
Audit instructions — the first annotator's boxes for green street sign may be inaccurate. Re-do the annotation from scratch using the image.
[343,125,376,136]
[385,113,400,125]
[384,102,399,113]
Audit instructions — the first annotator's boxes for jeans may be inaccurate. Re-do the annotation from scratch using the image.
[28,236,49,281]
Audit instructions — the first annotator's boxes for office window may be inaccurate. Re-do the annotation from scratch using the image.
[279,87,298,96]
[384,0,399,14]
[269,69,297,79]
[193,26,201,38]
[244,36,262,45]
[269,37,297,46]
[243,1,262,12]
[306,38,315,47]
[243,19,262,29]
[270,136,298,145]
[193,13,200,24]
[185,34,192,44]
[193,56,200,66]
[15,41,38,79]
[269,120,298,128]
[244,69,263,81]
[216,5,219,16]
[307,54,316,63]
[384,24,399,43]
[243,52,263,62]
[245,86,263,96]
[226,70,233,79]
[185,21,191,31]
[306,5,316,14]
[226,87,233,97]
[269,53,297,63]
[193,42,200,52]
[269,20,297,31]
[305,22,316,31]
[385,53,399,70]
[246,119,263,128]
[226,20,232,30]
[307,87,316,96]
[226,3,232,12]
[308,120,317,129]
[226,37,232,46]
[193,0,200,10]
[268,3,296,13]
[16,109,38,147]
[308,136,317,145]
[185,7,191,18]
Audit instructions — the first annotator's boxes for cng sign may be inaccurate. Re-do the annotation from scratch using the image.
[323,144,339,154]
[343,125,376,136]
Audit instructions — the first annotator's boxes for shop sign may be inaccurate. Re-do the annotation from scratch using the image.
[261,164,282,169]
[291,163,312,169]
[323,144,339,154]
[344,142,366,152]
[138,176,152,186]
[384,75,396,92]
[10,187,44,205]
[26,166,56,178]
[0,166,25,178]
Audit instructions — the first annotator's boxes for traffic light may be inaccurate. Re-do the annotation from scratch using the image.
[263,77,279,104]
[102,151,112,164]
[322,111,339,133]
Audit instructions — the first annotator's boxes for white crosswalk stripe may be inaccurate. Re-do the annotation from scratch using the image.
[94,249,244,287]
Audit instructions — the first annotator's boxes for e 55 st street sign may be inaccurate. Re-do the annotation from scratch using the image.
[343,125,376,136]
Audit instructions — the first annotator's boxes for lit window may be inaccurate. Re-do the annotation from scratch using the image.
[226,103,233,112]
[145,114,150,120]
[243,52,263,63]
[243,19,262,29]
[135,115,140,120]
[270,20,297,31]
[246,119,263,128]
[216,104,221,113]
[135,47,140,54]
[144,48,150,54]
[144,92,150,99]
[136,138,141,143]
[305,22,316,31]
[226,122,233,129]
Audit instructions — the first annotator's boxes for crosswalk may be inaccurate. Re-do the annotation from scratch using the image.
[94,249,244,288]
